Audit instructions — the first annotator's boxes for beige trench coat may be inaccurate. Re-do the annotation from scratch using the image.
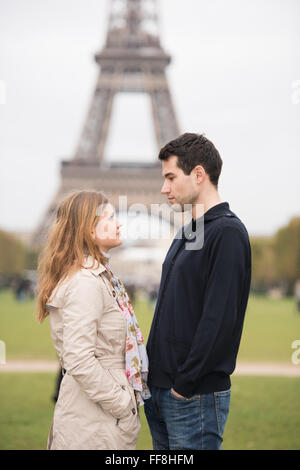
[46,256,141,450]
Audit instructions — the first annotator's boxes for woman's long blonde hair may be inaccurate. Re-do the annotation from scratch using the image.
[36,190,108,323]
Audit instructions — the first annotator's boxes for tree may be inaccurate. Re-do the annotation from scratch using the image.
[250,235,278,293]
[274,217,300,294]
[0,229,26,276]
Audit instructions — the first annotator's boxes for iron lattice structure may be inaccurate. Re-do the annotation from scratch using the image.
[32,0,180,246]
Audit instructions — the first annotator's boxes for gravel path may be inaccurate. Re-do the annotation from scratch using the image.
[0,360,299,377]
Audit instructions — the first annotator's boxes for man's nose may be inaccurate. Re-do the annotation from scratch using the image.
[161,181,170,194]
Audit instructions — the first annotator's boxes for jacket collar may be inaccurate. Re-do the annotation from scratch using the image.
[81,255,107,276]
[181,202,237,242]
[203,202,233,222]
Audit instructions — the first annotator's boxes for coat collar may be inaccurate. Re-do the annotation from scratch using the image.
[81,255,107,276]
[47,255,108,308]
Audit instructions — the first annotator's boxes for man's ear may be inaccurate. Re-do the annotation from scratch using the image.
[193,165,206,183]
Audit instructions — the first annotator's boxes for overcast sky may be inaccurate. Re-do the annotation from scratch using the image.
[0,0,299,236]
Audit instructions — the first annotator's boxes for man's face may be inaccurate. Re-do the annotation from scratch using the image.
[161,155,199,211]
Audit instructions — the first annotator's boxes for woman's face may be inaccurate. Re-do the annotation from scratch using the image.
[92,203,122,252]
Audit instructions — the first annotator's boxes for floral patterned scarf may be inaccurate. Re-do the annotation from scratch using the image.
[103,256,151,406]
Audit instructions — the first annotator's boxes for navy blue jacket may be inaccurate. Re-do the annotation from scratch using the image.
[146,202,252,397]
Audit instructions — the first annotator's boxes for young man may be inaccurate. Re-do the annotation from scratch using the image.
[144,133,252,450]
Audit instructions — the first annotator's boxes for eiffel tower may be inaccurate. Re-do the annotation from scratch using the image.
[32,0,180,247]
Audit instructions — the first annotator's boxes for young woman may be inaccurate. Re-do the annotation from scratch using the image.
[36,190,150,450]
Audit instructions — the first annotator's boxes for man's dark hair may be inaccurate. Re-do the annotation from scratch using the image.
[158,133,223,187]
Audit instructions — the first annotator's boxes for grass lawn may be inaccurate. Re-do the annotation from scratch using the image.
[0,372,299,450]
[238,295,300,363]
[0,289,300,450]
[0,289,300,363]
[0,289,57,360]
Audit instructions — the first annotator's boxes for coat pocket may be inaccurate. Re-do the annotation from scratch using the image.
[106,369,136,419]
[116,407,137,432]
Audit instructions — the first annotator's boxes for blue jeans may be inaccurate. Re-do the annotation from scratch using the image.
[144,386,231,450]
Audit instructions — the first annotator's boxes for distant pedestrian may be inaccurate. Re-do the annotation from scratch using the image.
[294,279,300,313]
